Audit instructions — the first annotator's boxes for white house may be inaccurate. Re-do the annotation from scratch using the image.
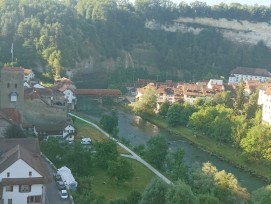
[63,89,76,107]
[258,83,271,124]
[0,138,50,204]
[63,124,75,142]
[229,67,271,83]
[207,79,224,90]
[23,69,35,83]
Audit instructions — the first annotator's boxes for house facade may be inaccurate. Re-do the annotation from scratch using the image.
[229,67,271,83]
[258,83,271,124]
[23,69,35,83]
[0,138,50,204]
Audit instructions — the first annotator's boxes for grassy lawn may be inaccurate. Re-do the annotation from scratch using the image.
[73,116,130,155]
[143,114,271,181]
[91,158,155,201]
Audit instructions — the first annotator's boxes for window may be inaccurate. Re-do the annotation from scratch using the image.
[6,186,13,192]
[19,185,31,193]
[15,84,17,88]
[8,199,12,204]
[7,83,10,88]
[7,172,10,177]
[29,171,32,177]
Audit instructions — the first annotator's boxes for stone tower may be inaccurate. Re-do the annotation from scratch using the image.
[0,67,24,109]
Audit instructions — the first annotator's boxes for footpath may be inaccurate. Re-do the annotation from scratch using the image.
[68,112,172,185]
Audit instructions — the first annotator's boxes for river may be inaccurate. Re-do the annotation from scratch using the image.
[80,109,266,192]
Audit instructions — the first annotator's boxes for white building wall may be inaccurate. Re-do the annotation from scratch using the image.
[3,184,43,204]
[0,159,43,204]
[258,89,271,124]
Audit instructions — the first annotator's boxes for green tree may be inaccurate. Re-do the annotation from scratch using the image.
[166,148,187,181]
[198,194,219,204]
[167,103,182,126]
[233,81,245,114]
[94,140,118,168]
[145,135,168,170]
[214,91,232,108]
[140,177,169,204]
[4,124,27,138]
[251,185,271,204]
[107,158,134,183]
[240,125,271,159]
[132,87,157,115]
[231,115,248,145]
[100,111,119,137]
[127,190,142,204]
[244,91,259,120]
[158,100,170,117]
[166,180,199,204]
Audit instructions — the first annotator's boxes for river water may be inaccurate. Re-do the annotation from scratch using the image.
[79,109,266,192]
[115,110,266,192]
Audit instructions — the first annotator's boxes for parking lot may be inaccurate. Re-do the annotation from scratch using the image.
[43,159,72,204]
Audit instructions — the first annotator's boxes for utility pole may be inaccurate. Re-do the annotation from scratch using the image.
[11,42,14,67]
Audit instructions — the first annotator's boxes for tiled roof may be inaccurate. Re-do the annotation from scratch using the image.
[1,67,24,72]
[0,108,21,124]
[23,68,32,75]
[0,138,50,183]
[74,89,122,96]
[34,120,70,132]
[231,67,271,77]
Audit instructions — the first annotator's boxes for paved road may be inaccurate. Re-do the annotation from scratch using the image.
[43,159,71,204]
[68,112,172,185]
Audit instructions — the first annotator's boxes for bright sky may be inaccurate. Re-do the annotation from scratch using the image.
[130,0,271,6]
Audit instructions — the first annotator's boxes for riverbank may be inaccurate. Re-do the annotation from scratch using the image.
[141,113,271,184]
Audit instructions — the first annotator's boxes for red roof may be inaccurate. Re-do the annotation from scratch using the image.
[2,67,24,72]
[74,89,122,96]
[0,108,21,124]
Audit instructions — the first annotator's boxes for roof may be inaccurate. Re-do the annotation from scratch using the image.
[0,138,50,183]
[0,108,21,124]
[23,69,32,75]
[34,120,71,132]
[231,67,271,77]
[74,89,122,96]
[1,67,24,72]
[1,177,45,185]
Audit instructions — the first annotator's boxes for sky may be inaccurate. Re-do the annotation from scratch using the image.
[130,0,271,6]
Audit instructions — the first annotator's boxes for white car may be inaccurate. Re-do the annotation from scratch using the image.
[60,189,68,199]
[81,138,91,145]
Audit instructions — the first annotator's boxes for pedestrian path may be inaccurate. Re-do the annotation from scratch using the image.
[68,112,172,185]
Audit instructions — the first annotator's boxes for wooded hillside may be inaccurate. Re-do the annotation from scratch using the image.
[1,0,271,84]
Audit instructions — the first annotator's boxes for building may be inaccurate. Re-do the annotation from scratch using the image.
[0,67,24,110]
[229,67,271,83]
[0,109,22,137]
[23,69,35,83]
[258,82,271,124]
[0,138,50,204]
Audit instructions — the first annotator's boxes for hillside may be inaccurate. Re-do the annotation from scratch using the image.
[1,0,271,86]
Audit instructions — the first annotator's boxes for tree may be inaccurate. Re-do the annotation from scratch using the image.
[145,135,168,170]
[127,190,142,204]
[166,180,199,204]
[94,140,119,168]
[166,148,187,181]
[231,115,248,145]
[100,111,119,137]
[233,81,245,114]
[214,91,232,108]
[107,158,134,183]
[140,177,169,204]
[132,87,157,115]
[4,124,27,138]
[198,194,219,204]
[158,100,170,117]
[167,103,182,126]
[251,185,271,204]
[240,125,271,159]
[244,91,259,120]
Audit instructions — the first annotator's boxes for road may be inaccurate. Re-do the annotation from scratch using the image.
[43,159,71,204]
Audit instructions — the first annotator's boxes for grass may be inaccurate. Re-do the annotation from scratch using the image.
[143,114,271,182]
[73,116,130,155]
[91,158,155,201]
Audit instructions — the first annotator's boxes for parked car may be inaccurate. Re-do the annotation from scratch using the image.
[81,138,91,145]
[53,173,62,181]
[56,180,66,190]
[60,189,68,199]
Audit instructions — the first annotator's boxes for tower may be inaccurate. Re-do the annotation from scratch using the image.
[0,67,24,109]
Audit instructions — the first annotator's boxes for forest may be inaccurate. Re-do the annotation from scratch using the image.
[1,0,271,83]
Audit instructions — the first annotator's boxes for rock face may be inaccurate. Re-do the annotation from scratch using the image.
[146,17,271,48]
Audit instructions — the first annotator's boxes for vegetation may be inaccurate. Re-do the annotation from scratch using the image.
[1,0,271,83]
[3,124,27,138]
